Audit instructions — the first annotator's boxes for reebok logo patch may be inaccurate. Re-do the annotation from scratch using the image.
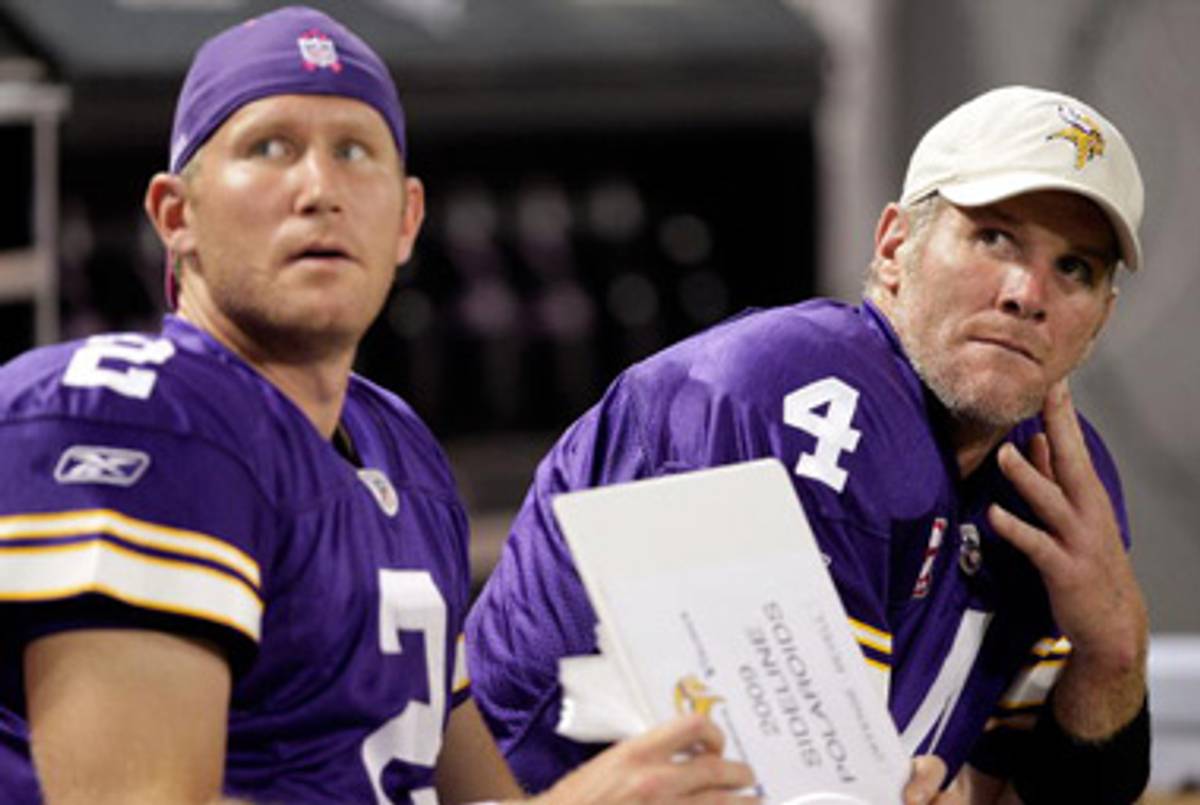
[54,446,151,487]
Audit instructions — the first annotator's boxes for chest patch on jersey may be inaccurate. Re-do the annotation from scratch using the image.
[357,468,399,517]
[53,445,151,487]
[912,517,948,599]
[958,523,983,576]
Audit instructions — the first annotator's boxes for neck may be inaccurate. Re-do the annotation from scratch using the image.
[868,292,1009,479]
[178,305,354,440]
[251,356,352,439]
[947,416,1007,478]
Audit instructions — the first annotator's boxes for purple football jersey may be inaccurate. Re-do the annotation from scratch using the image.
[466,299,1131,791]
[0,316,472,803]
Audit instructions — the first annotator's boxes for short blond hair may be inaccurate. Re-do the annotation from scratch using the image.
[863,194,944,303]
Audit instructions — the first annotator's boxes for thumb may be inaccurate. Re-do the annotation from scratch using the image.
[903,755,947,804]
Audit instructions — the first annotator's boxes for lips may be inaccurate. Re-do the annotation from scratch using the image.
[287,241,353,263]
[970,335,1040,364]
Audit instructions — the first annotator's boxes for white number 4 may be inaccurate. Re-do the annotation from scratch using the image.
[783,377,861,493]
[63,334,176,400]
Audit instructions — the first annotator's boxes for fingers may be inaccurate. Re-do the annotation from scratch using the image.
[988,502,1062,576]
[988,503,1075,585]
[995,442,1073,535]
[623,715,756,800]
[992,427,1069,570]
[686,793,761,805]
[630,713,726,760]
[655,716,755,796]
[1029,432,1053,481]
[540,715,759,805]
[1039,380,1098,504]
[994,380,1119,558]
[930,787,970,804]
[903,755,947,805]
[610,755,756,803]
[674,752,757,798]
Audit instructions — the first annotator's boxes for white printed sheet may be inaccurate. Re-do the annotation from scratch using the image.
[552,459,909,805]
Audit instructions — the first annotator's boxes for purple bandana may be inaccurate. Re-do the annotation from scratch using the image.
[169,5,406,172]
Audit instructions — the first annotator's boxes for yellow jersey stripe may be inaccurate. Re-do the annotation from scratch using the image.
[1030,636,1072,658]
[0,539,263,640]
[0,509,260,587]
[862,654,890,673]
[0,537,262,602]
[848,616,893,654]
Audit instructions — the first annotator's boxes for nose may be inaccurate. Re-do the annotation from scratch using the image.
[997,264,1047,323]
[293,149,344,216]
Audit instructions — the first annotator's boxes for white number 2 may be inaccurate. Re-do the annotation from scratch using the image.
[361,570,447,805]
[63,334,176,400]
[783,377,861,493]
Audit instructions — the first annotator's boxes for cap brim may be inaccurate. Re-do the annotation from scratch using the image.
[937,172,1142,272]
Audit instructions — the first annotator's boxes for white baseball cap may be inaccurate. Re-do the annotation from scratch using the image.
[901,85,1144,272]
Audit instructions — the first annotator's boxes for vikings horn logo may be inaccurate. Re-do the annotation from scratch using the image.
[673,674,724,717]
[1047,104,1105,169]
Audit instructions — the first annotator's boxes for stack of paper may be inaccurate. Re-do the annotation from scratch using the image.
[552,459,909,805]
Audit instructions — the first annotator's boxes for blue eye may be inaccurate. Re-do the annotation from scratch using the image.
[337,142,368,161]
[249,138,290,159]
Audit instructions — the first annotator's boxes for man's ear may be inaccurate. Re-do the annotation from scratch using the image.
[144,172,196,259]
[873,202,910,292]
[1098,283,1119,335]
[394,176,426,266]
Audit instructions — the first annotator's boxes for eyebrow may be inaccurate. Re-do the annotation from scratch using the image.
[970,205,1118,265]
[1075,242,1120,266]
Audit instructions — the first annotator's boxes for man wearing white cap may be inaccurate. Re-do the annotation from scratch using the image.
[468,85,1151,802]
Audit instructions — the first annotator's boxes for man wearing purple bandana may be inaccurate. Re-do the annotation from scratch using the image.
[0,6,756,803]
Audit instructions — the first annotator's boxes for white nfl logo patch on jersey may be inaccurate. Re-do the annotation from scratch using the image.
[358,468,399,517]
[959,523,983,576]
[54,445,151,487]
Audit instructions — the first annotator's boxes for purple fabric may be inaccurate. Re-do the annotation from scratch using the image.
[169,5,405,173]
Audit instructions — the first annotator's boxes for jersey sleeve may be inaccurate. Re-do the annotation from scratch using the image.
[0,415,271,669]
[466,374,654,792]
[967,633,1071,777]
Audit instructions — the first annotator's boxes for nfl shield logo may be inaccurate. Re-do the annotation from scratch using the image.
[358,469,399,517]
[959,523,983,576]
[297,29,343,73]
